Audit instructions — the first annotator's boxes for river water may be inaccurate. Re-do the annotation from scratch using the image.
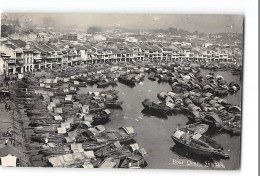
[76,70,242,170]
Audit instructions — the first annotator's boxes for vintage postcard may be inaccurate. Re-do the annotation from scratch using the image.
[0,13,243,169]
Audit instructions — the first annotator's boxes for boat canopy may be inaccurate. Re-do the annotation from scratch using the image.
[94,92,100,96]
[229,106,241,113]
[206,74,214,79]
[203,85,213,91]
[96,138,106,143]
[67,130,77,137]
[204,92,213,97]
[95,125,106,133]
[139,148,147,157]
[54,108,62,114]
[71,143,84,153]
[74,81,79,85]
[129,143,140,152]
[192,133,202,140]
[57,127,66,134]
[205,114,222,122]
[83,121,92,127]
[166,102,175,109]
[103,109,111,115]
[65,95,72,101]
[167,91,176,98]
[64,136,76,143]
[52,98,60,104]
[61,122,70,129]
[100,160,117,168]
[87,128,99,135]
[83,151,95,158]
[45,79,52,84]
[122,126,135,134]
[48,152,94,167]
[165,96,174,103]
[54,115,62,120]
[82,105,89,113]
[173,130,185,139]
[216,75,224,81]
[113,141,121,148]
[82,162,94,168]
[83,114,94,122]
[66,118,74,124]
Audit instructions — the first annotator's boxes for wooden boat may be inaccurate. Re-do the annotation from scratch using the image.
[29,119,63,127]
[221,121,241,135]
[177,124,209,135]
[92,109,111,125]
[215,86,228,96]
[171,130,229,159]
[120,150,146,168]
[33,126,57,134]
[40,146,72,156]
[105,100,123,108]
[30,135,64,144]
[94,127,137,143]
[82,141,111,151]
[201,113,224,128]
[148,74,156,81]
[97,79,110,87]
[118,75,135,87]
[27,110,48,116]
[94,141,131,159]
[97,79,117,87]
[89,106,106,113]
[101,90,119,95]
[158,75,170,82]
[142,99,171,114]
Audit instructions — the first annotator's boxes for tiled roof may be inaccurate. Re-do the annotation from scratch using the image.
[5,44,17,50]
[10,39,26,48]
[47,44,61,51]
[34,43,54,53]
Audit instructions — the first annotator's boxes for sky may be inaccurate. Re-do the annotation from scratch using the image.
[2,13,244,34]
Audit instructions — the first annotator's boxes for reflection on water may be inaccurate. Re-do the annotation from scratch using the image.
[76,70,241,169]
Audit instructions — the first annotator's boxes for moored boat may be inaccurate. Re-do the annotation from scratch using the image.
[171,130,229,159]
[142,99,171,114]
[93,127,137,143]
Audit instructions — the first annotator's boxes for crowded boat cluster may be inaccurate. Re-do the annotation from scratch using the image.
[140,63,241,159]
[7,64,150,168]
[1,60,242,168]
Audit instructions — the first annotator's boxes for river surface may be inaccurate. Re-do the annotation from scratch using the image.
[76,70,242,170]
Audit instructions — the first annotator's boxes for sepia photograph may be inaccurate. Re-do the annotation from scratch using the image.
[0,13,245,170]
